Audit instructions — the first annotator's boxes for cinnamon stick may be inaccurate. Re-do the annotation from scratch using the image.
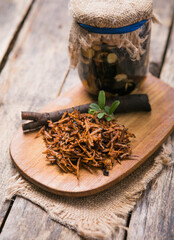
[22,94,151,131]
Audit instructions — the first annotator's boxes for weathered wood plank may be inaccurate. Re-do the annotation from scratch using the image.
[0,0,34,229]
[149,0,174,76]
[0,202,13,230]
[0,0,72,106]
[0,0,72,236]
[0,0,33,72]
[127,10,174,240]
[160,13,174,87]
[0,197,81,240]
[127,133,174,240]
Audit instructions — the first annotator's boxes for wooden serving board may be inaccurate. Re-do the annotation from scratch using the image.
[10,75,174,197]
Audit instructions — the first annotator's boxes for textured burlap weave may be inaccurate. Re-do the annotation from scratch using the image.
[69,0,153,28]
[4,138,172,240]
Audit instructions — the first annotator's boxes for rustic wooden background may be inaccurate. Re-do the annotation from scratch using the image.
[0,0,173,239]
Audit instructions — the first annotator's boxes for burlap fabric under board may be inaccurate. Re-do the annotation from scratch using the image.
[4,137,172,240]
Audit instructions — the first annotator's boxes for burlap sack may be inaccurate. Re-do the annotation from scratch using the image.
[68,0,157,68]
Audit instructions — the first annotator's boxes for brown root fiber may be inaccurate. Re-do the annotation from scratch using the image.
[39,109,135,179]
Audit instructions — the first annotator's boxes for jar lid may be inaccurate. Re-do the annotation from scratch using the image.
[70,0,153,28]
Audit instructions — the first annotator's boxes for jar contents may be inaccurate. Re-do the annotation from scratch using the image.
[78,21,150,95]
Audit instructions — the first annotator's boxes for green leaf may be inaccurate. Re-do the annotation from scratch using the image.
[106,116,113,121]
[109,100,120,114]
[98,90,105,109]
[104,106,110,114]
[97,112,105,119]
[89,103,100,111]
[88,109,96,114]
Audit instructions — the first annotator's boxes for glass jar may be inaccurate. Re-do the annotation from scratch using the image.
[77,21,151,96]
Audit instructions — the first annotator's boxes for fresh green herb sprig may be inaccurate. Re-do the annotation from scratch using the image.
[88,90,120,121]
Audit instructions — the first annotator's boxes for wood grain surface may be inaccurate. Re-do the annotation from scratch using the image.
[10,75,174,197]
[0,0,34,230]
[0,197,71,240]
[0,0,33,71]
[127,134,174,240]
[149,0,174,76]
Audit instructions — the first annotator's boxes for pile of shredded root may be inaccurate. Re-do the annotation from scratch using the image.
[39,109,135,179]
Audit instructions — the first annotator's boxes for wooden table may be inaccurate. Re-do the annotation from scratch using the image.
[0,0,173,239]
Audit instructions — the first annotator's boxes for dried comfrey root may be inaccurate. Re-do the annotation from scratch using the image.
[39,109,135,179]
